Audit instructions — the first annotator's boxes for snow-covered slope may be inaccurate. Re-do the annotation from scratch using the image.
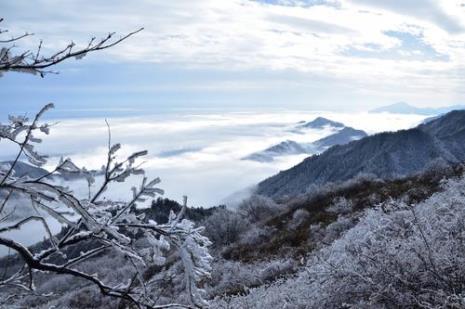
[214,172,465,308]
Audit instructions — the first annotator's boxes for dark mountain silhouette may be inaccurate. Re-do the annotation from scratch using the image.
[1,161,48,179]
[243,140,307,162]
[257,110,465,198]
[313,127,367,151]
[298,117,345,129]
[244,120,367,162]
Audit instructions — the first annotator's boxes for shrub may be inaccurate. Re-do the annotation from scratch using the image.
[202,208,249,247]
[237,195,280,223]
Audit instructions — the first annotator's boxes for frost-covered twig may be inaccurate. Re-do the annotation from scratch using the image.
[0,18,143,77]
[0,105,212,308]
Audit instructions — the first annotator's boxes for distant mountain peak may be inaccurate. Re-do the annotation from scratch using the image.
[313,127,367,151]
[243,140,307,163]
[0,161,49,179]
[265,140,306,154]
[298,117,345,129]
[243,120,367,163]
[370,102,465,116]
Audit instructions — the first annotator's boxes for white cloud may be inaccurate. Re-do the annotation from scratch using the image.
[3,0,465,106]
[349,0,465,34]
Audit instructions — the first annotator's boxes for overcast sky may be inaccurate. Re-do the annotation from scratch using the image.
[2,0,465,112]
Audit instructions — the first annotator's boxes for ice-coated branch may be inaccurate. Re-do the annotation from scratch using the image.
[0,17,211,304]
[0,18,143,77]
[0,103,54,185]
[0,105,212,308]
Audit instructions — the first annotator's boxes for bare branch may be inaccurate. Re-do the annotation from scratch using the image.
[0,18,143,77]
[0,19,212,305]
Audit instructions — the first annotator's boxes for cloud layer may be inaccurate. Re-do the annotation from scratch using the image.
[2,0,465,107]
[0,110,426,206]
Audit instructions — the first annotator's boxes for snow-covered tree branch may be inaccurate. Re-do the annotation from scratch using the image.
[0,19,212,308]
[0,18,143,77]
[0,105,212,308]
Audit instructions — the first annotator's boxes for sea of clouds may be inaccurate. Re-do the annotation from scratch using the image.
[0,109,428,255]
[0,109,427,207]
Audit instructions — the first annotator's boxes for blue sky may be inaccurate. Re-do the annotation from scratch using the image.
[2,0,465,114]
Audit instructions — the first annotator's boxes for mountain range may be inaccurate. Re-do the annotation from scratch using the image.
[370,102,465,115]
[243,140,308,162]
[0,160,100,182]
[243,117,367,162]
[312,127,367,151]
[0,161,48,179]
[257,110,465,199]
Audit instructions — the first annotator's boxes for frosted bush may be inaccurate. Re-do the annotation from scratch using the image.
[202,207,249,247]
[237,195,280,223]
[239,225,275,246]
[289,208,310,230]
[212,175,465,308]
[327,197,353,214]
[320,215,354,245]
[0,105,212,308]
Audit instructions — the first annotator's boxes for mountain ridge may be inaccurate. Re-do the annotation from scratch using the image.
[297,116,345,129]
[370,102,465,115]
[257,110,465,199]
[243,117,367,162]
